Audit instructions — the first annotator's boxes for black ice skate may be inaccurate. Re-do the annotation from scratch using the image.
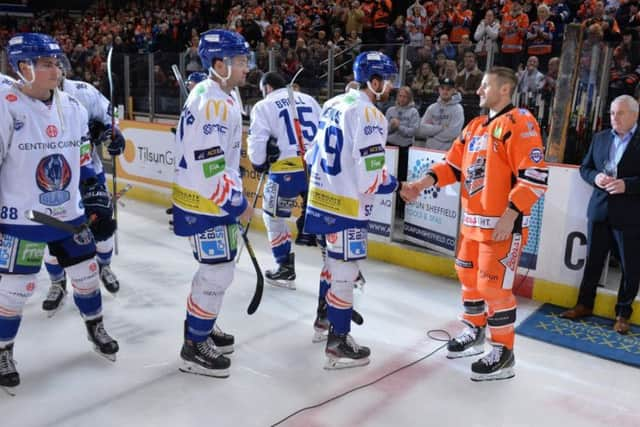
[42,274,67,317]
[180,338,230,378]
[325,328,370,370]
[99,264,120,294]
[354,270,366,289]
[210,325,234,355]
[313,302,364,343]
[0,344,19,396]
[85,317,119,362]
[265,253,296,290]
[447,320,486,359]
[471,344,515,382]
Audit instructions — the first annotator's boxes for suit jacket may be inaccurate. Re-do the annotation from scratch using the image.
[580,127,640,226]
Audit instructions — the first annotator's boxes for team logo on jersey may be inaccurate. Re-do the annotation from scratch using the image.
[529,148,543,163]
[185,110,195,126]
[500,233,523,272]
[492,125,503,139]
[468,135,488,152]
[202,123,227,135]
[464,156,486,196]
[521,121,539,139]
[205,100,228,121]
[13,118,24,131]
[5,93,17,102]
[73,227,93,246]
[363,106,384,123]
[36,154,72,206]
[46,125,58,138]
[197,227,229,260]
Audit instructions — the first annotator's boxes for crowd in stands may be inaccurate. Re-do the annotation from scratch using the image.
[1,0,639,136]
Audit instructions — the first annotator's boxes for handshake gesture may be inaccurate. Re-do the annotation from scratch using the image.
[398,174,436,202]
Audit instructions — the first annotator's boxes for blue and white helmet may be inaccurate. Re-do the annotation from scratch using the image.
[7,33,63,82]
[353,51,398,84]
[186,72,208,85]
[198,30,250,67]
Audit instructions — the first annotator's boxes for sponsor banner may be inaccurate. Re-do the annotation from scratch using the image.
[403,148,460,256]
[368,146,398,241]
[118,121,175,188]
[534,165,591,286]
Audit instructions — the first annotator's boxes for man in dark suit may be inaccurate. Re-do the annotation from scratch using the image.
[560,95,640,334]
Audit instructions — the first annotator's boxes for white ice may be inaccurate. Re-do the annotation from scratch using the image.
[1,199,639,427]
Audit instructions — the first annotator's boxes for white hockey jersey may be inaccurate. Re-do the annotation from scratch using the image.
[172,78,247,236]
[0,73,16,89]
[305,89,398,234]
[247,87,321,172]
[0,85,93,241]
[62,78,113,177]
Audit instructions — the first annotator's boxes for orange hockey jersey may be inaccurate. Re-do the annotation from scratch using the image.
[430,106,548,242]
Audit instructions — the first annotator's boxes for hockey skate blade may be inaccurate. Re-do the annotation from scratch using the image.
[324,356,370,370]
[266,278,296,290]
[44,299,65,319]
[446,344,485,359]
[214,344,234,355]
[1,386,17,397]
[93,347,117,362]
[470,367,515,382]
[312,330,328,343]
[179,361,229,378]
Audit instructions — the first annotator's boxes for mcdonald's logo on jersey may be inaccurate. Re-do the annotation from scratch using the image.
[205,100,229,122]
[363,106,384,123]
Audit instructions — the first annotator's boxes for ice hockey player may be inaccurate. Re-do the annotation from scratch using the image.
[403,67,548,381]
[186,71,208,92]
[304,51,409,369]
[247,71,321,289]
[0,33,119,392]
[41,55,126,316]
[171,29,252,378]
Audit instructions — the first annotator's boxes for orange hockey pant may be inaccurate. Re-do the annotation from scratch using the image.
[454,231,527,349]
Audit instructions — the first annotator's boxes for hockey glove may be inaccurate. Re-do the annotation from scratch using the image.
[81,178,117,241]
[252,136,280,173]
[98,126,126,156]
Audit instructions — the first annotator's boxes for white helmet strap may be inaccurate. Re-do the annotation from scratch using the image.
[15,60,36,86]
[366,79,390,101]
[209,59,232,87]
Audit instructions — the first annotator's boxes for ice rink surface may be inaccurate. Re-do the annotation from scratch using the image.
[2,200,639,427]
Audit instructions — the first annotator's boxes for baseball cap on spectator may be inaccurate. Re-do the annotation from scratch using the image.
[439,77,455,87]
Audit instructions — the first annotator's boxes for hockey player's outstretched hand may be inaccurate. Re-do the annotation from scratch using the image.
[400,182,422,202]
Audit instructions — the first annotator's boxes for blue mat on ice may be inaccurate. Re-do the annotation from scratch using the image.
[516,304,640,368]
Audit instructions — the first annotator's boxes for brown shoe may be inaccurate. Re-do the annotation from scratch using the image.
[559,304,593,320]
[614,316,630,335]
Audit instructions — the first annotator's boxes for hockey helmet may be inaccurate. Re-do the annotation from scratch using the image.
[198,30,251,69]
[353,51,398,85]
[186,72,208,84]
[7,33,63,74]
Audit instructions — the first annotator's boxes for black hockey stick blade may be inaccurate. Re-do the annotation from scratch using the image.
[239,226,263,315]
[25,210,84,234]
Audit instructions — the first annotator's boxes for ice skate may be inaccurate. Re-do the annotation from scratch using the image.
[210,324,234,355]
[265,253,296,290]
[324,328,370,370]
[447,320,486,359]
[42,274,67,318]
[180,338,230,378]
[85,317,119,362]
[0,344,19,396]
[99,264,120,294]
[471,344,515,382]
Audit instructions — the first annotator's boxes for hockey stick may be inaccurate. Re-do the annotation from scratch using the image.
[106,47,119,255]
[238,223,264,315]
[171,64,189,98]
[26,184,133,234]
[236,171,266,263]
[287,67,307,163]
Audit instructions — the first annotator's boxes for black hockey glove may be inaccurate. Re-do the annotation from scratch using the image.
[98,126,126,156]
[252,136,280,173]
[81,178,116,241]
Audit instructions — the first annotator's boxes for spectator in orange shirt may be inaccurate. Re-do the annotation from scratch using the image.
[451,0,474,44]
[526,4,556,72]
[500,0,530,71]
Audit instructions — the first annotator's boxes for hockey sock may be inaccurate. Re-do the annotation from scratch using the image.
[0,315,21,345]
[186,312,215,343]
[318,267,331,303]
[44,261,65,283]
[96,250,113,266]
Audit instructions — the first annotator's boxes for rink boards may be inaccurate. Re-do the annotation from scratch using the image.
[108,120,640,325]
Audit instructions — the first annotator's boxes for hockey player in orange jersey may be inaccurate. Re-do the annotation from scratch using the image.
[403,67,548,381]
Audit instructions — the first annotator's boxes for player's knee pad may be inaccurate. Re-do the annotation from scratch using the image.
[326,258,359,307]
[325,228,368,261]
[0,274,37,316]
[189,224,238,264]
[263,212,289,235]
[48,230,96,268]
[65,258,101,296]
[190,262,234,315]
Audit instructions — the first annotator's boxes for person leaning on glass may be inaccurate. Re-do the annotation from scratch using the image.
[560,95,640,335]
